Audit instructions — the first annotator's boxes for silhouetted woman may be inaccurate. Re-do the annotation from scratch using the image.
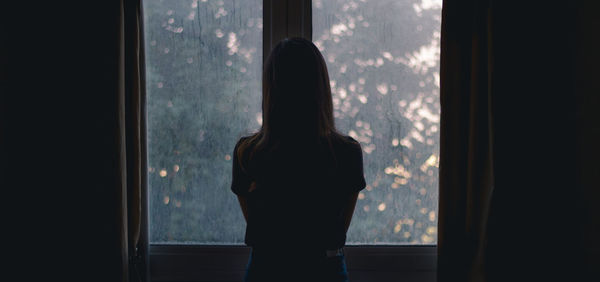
[231,37,366,282]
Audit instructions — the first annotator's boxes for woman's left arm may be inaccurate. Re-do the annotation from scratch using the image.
[237,195,249,222]
[236,181,256,222]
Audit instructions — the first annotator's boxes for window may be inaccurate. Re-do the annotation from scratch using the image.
[313,0,441,244]
[144,0,440,280]
[145,0,262,243]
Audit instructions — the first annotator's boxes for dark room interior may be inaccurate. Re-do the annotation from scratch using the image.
[1,0,598,281]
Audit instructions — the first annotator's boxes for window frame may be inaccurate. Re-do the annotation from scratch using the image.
[149,244,436,282]
[145,0,438,280]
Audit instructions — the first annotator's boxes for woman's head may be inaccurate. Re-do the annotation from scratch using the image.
[261,37,335,140]
[237,38,340,166]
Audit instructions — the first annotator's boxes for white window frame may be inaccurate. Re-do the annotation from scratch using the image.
[145,1,438,281]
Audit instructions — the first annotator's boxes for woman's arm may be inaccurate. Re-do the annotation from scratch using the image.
[237,195,249,222]
[236,181,256,222]
[343,192,360,233]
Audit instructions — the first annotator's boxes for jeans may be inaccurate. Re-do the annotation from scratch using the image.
[244,248,349,282]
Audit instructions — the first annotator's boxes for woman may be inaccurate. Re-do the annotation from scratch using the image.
[231,37,366,282]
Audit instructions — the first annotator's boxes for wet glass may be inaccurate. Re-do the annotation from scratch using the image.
[145,0,441,245]
[144,0,262,243]
[313,0,441,244]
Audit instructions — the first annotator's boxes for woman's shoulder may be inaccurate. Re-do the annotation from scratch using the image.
[233,134,261,161]
[330,133,362,152]
[235,133,259,147]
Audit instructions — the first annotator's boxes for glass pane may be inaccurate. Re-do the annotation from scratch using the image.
[313,0,441,244]
[144,0,262,243]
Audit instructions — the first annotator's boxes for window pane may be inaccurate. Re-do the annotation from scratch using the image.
[144,0,262,243]
[313,0,441,244]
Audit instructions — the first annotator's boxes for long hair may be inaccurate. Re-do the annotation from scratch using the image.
[236,37,343,167]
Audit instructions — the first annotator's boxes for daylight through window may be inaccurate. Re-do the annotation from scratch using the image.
[313,0,441,244]
[145,0,441,244]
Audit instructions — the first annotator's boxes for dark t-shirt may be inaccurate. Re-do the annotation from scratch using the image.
[231,135,366,250]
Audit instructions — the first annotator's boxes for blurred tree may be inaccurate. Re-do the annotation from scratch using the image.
[145,0,441,244]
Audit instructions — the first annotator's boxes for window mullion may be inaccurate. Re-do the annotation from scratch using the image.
[263,0,312,63]
[286,0,312,40]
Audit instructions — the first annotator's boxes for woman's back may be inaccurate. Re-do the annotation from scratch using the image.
[230,37,364,282]
[232,134,365,251]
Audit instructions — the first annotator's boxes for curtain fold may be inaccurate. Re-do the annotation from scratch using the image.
[119,0,148,281]
[438,1,599,281]
[437,0,494,281]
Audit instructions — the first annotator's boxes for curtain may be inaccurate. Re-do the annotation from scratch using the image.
[1,0,149,280]
[437,1,494,281]
[575,2,600,278]
[438,1,598,281]
[119,0,148,281]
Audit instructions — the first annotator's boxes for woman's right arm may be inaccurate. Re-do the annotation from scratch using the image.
[342,192,360,233]
[342,137,365,232]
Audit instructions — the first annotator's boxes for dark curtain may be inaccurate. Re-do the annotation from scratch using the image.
[575,1,600,277]
[438,1,599,281]
[120,0,149,281]
[437,0,494,281]
[2,1,147,281]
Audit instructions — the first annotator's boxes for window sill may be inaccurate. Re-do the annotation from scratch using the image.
[150,244,436,282]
